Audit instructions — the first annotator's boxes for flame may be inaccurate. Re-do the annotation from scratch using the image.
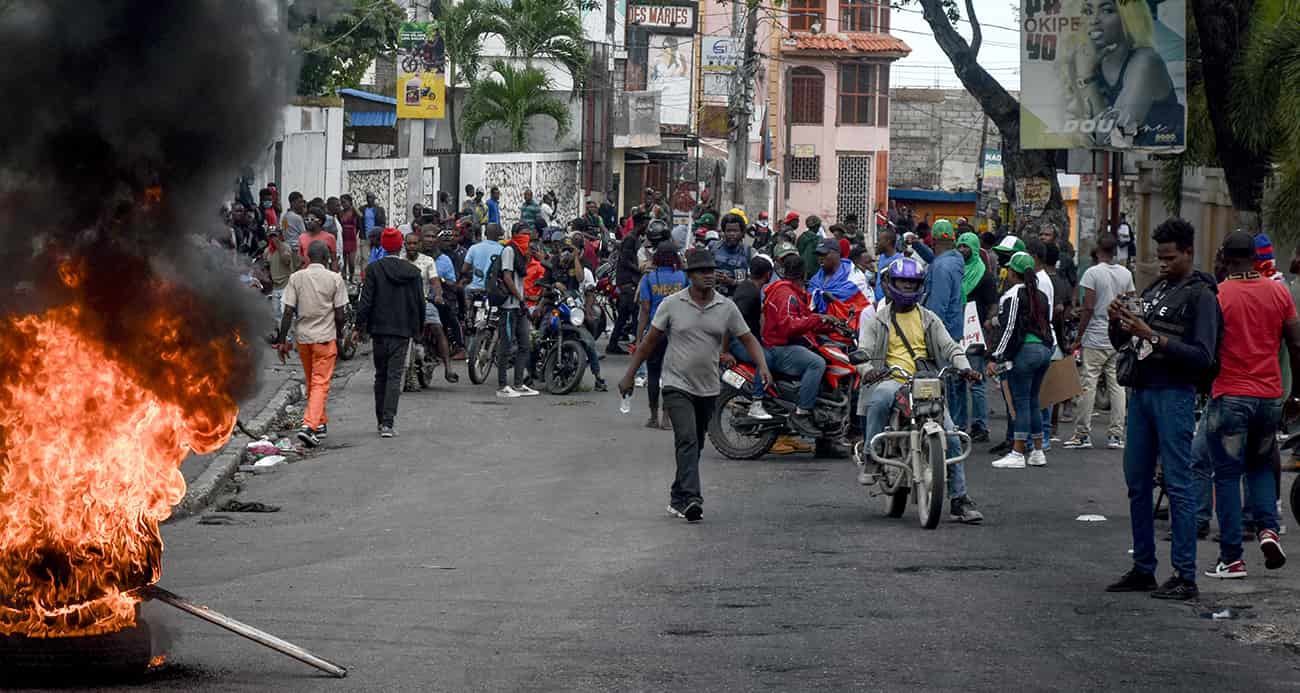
[149,654,168,669]
[0,269,243,638]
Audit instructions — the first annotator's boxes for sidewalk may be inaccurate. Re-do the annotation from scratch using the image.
[180,358,302,484]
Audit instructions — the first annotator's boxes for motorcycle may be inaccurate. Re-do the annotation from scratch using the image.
[708,318,863,460]
[529,284,591,395]
[465,292,500,385]
[338,283,361,361]
[855,366,974,529]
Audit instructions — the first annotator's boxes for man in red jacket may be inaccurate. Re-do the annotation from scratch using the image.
[764,252,838,436]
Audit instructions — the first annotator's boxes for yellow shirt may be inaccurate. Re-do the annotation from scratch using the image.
[886,308,928,378]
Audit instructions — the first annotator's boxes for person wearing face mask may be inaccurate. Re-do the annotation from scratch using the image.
[956,231,998,442]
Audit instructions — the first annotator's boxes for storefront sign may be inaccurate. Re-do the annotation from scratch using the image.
[628,3,697,33]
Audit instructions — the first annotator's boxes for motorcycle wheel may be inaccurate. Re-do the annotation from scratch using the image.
[916,430,946,530]
[707,389,778,460]
[1291,474,1300,527]
[543,340,587,395]
[467,331,496,385]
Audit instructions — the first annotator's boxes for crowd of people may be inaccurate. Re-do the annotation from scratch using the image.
[232,183,1300,600]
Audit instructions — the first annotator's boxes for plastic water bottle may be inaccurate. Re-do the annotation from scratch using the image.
[619,393,632,414]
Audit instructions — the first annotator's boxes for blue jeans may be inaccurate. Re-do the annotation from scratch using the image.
[1126,387,1198,581]
[948,353,988,433]
[862,380,966,500]
[1192,418,1214,530]
[768,344,825,411]
[1207,395,1282,563]
[728,339,767,400]
[1007,343,1051,442]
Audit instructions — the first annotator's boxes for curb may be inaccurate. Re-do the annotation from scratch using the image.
[170,376,304,520]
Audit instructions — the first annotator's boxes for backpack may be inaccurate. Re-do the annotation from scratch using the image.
[486,245,515,307]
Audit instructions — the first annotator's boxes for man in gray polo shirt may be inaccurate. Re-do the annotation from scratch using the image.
[620,249,772,522]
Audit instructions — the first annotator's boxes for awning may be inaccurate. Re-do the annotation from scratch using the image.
[888,188,977,203]
[337,88,396,105]
[347,111,397,127]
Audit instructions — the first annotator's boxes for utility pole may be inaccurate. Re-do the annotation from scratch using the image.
[406,1,430,224]
[725,0,759,210]
[973,114,988,229]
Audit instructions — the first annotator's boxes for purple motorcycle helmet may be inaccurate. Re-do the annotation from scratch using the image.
[883,257,926,309]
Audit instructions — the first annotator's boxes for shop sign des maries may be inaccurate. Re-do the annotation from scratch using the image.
[628,3,697,33]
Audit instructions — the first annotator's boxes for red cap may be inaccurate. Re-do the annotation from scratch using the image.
[783,212,800,224]
[758,211,769,219]
[380,227,404,252]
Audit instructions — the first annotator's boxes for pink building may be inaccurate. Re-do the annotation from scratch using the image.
[774,0,909,227]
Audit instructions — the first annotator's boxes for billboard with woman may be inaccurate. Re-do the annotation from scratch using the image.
[1020,0,1185,152]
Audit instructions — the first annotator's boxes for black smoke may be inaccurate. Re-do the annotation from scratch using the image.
[0,0,293,404]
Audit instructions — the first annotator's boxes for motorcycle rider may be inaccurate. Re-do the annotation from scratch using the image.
[751,211,773,254]
[711,214,754,297]
[404,232,458,387]
[539,231,608,392]
[856,257,985,524]
[763,252,840,438]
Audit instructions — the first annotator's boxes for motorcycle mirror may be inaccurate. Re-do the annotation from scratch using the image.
[849,349,871,365]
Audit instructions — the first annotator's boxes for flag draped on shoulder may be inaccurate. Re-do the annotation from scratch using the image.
[808,259,872,327]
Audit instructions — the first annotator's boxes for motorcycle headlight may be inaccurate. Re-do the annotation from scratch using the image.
[912,378,943,401]
[569,307,585,326]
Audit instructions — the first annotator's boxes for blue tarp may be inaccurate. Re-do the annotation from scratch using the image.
[338,88,397,105]
[888,188,977,203]
[348,111,397,127]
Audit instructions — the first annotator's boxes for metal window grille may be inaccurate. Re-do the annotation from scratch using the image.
[837,154,872,223]
[789,156,820,183]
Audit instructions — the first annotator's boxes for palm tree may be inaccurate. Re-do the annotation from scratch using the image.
[461,60,571,151]
[1232,3,1300,233]
[428,0,502,153]
[486,0,589,92]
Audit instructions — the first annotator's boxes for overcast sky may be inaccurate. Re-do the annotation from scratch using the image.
[889,2,1022,92]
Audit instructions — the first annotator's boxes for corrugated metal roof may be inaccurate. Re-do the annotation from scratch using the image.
[348,111,397,127]
[338,88,397,105]
[789,32,911,56]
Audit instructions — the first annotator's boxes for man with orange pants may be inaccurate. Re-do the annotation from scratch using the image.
[274,239,349,448]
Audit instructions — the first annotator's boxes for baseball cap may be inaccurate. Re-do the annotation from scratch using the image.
[994,234,1025,255]
[1006,251,1035,274]
[774,242,799,259]
[931,219,955,241]
[1222,230,1255,257]
[815,237,841,256]
[783,211,800,225]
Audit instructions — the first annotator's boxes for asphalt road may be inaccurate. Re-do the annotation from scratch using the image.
[38,357,1300,691]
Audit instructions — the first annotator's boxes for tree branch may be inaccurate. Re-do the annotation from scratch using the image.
[964,0,982,59]
[915,0,1016,133]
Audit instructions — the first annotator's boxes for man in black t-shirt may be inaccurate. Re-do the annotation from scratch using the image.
[730,255,771,341]
[723,255,774,421]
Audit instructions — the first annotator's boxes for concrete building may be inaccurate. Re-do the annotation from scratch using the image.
[773,0,909,225]
[888,88,995,192]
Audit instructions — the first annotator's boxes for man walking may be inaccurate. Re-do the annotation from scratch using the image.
[1106,218,1221,600]
[274,240,347,448]
[494,224,540,398]
[1065,233,1133,450]
[1202,231,1300,579]
[620,249,771,522]
[355,227,425,437]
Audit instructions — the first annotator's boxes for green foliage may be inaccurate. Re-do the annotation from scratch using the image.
[485,0,590,91]
[290,0,406,96]
[461,60,571,151]
[432,0,501,84]
[1233,8,1300,233]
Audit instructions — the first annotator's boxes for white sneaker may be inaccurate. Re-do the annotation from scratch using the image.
[991,450,1026,469]
[515,384,541,397]
[496,386,521,398]
[634,375,647,388]
[747,401,773,420]
[1028,449,1047,467]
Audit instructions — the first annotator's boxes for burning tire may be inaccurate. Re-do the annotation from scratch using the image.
[0,620,154,684]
